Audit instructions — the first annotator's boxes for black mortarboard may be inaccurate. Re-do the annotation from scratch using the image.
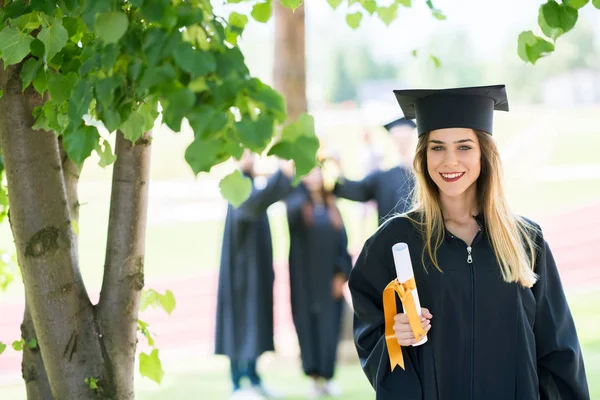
[383,117,416,132]
[392,84,509,136]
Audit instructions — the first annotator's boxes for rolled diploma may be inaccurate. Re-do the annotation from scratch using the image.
[392,242,428,346]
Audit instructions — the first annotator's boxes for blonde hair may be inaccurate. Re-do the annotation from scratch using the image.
[407,129,539,287]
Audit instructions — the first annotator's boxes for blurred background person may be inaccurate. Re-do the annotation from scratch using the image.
[285,166,352,398]
[333,118,417,226]
[215,150,294,399]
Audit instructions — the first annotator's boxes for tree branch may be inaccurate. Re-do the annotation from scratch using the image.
[97,131,152,398]
[0,62,103,398]
[21,299,52,400]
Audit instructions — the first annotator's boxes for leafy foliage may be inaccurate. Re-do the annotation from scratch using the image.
[520,0,595,63]
[140,288,176,315]
[0,0,320,207]
[137,287,176,383]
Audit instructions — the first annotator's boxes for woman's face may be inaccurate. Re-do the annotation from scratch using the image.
[303,168,323,193]
[426,128,481,198]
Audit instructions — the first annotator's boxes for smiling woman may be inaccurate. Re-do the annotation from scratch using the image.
[348,85,591,400]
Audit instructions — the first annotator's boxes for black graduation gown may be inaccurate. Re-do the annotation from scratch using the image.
[286,186,353,379]
[333,165,414,225]
[215,171,292,362]
[349,213,590,400]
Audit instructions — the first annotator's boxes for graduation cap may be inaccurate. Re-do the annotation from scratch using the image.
[383,117,416,132]
[393,84,509,136]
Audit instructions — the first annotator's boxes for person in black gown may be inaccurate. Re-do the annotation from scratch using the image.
[285,167,352,398]
[215,150,294,399]
[333,118,417,225]
[349,85,590,400]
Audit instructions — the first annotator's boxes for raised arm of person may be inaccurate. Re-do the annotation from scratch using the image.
[234,161,294,221]
[333,169,380,203]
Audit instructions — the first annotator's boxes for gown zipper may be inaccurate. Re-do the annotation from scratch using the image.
[467,227,482,400]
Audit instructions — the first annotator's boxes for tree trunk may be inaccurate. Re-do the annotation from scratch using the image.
[18,122,81,400]
[0,62,106,399]
[21,299,52,399]
[274,0,307,121]
[96,131,152,399]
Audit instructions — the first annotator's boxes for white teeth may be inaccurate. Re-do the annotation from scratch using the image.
[442,173,463,179]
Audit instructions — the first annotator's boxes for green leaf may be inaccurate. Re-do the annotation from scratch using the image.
[138,319,155,347]
[48,72,78,104]
[397,0,412,6]
[251,2,273,23]
[141,289,177,315]
[185,137,227,174]
[219,170,252,208]
[429,55,442,68]
[121,112,146,142]
[236,115,274,152]
[431,9,446,20]
[72,219,79,235]
[173,42,217,78]
[0,342,6,355]
[38,21,69,63]
[139,102,159,131]
[138,64,177,91]
[163,88,196,132]
[327,0,343,8]
[360,0,378,14]
[564,0,589,9]
[249,81,287,123]
[280,0,303,10]
[20,58,42,91]
[12,340,24,351]
[281,113,315,142]
[139,349,164,384]
[30,0,55,15]
[85,377,99,390]
[95,140,117,168]
[0,90,3,100]
[95,12,129,45]
[269,136,319,179]
[346,12,363,29]
[229,12,249,29]
[377,4,398,26]
[2,0,28,24]
[594,0,600,9]
[101,44,120,71]
[0,28,34,66]
[538,6,563,40]
[63,124,100,165]
[30,39,45,59]
[32,66,48,95]
[518,30,555,64]
[10,12,43,30]
[68,79,93,121]
[140,0,171,22]
[269,114,319,179]
[27,338,38,349]
[95,76,121,109]
[158,290,176,315]
[189,77,209,93]
[541,1,577,33]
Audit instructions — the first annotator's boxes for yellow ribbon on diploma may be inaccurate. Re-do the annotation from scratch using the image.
[383,277,426,371]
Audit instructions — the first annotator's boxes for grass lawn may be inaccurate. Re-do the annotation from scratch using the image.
[1,290,597,399]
